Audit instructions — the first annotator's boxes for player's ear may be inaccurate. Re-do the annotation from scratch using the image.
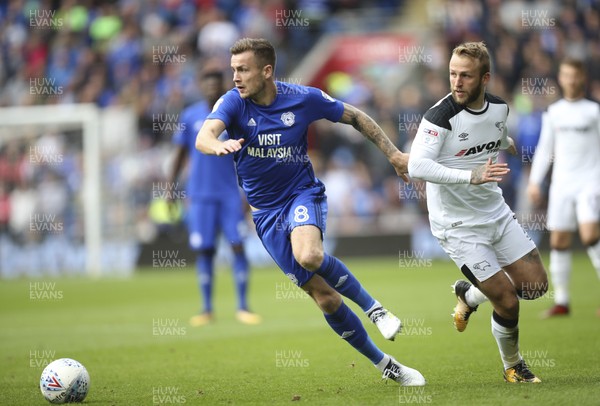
[481,71,491,86]
[263,64,273,80]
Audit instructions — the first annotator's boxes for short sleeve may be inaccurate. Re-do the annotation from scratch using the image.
[207,89,240,128]
[305,87,345,123]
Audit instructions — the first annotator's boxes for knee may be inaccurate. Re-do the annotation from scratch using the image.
[518,273,548,300]
[550,242,570,251]
[550,233,571,251]
[579,224,600,247]
[582,236,600,248]
[294,248,324,272]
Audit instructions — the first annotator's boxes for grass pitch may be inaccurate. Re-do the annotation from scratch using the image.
[1,253,599,405]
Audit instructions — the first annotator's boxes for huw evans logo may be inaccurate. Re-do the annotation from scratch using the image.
[521,9,556,29]
[152,45,187,65]
[152,386,186,404]
[30,78,63,96]
[30,10,63,29]
[30,349,56,368]
[275,9,309,28]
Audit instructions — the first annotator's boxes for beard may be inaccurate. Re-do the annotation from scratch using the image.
[564,83,585,100]
[452,79,484,107]
[243,79,267,101]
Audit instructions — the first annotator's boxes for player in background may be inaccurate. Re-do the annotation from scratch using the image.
[527,59,600,317]
[408,42,548,383]
[197,38,424,386]
[169,68,261,326]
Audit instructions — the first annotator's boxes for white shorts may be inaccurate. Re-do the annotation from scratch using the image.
[436,212,536,283]
[547,183,600,231]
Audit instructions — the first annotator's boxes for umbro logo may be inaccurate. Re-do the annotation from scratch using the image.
[335,275,348,288]
[247,118,256,126]
[341,330,355,339]
[458,132,469,141]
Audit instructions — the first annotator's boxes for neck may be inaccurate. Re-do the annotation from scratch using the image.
[564,93,584,102]
[252,81,277,106]
[466,93,486,110]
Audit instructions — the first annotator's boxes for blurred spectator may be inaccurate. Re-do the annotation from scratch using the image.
[0,181,10,233]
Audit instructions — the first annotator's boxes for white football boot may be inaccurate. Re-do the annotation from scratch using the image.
[368,306,402,340]
[382,357,426,386]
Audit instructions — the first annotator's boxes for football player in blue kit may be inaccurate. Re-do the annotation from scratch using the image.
[196,38,424,385]
[170,69,261,326]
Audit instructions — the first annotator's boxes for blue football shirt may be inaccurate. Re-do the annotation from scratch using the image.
[172,100,239,199]
[207,82,345,209]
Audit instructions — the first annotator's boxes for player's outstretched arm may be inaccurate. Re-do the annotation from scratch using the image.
[196,118,244,156]
[339,103,409,182]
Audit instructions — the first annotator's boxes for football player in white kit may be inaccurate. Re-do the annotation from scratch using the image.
[408,42,548,383]
[527,59,600,318]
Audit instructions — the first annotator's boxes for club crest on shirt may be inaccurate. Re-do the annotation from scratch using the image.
[281,111,295,127]
[495,121,505,132]
[472,260,491,272]
[423,135,438,145]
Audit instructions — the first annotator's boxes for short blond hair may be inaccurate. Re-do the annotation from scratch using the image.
[452,42,490,77]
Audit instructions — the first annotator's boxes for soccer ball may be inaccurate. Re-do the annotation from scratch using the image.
[40,358,90,404]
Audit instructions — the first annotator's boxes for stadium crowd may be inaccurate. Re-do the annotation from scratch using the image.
[0,0,599,274]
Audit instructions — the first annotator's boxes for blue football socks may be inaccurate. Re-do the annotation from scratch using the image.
[324,301,385,365]
[196,254,214,313]
[316,254,376,313]
[233,251,249,311]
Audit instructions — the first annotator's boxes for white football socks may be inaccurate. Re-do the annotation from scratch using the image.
[491,315,521,369]
[465,286,488,307]
[365,300,381,316]
[586,240,600,280]
[550,250,571,306]
[375,353,391,372]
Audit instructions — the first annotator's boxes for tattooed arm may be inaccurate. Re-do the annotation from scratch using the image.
[470,158,510,185]
[339,103,409,181]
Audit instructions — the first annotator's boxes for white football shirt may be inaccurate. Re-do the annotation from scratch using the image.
[408,93,511,235]
[529,98,600,193]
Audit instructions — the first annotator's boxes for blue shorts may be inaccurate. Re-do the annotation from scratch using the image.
[185,196,245,251]
[252,183,328,287]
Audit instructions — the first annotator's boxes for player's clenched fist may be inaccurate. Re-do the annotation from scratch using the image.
[215,138,245,155]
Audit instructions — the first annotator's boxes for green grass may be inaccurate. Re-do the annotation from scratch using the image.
[1,253,599,405]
